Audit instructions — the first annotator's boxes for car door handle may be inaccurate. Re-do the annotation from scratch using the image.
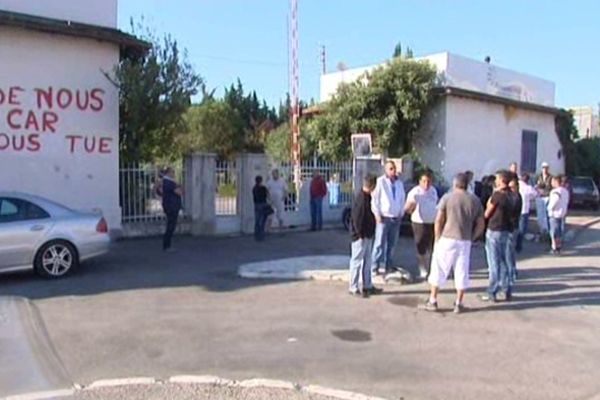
[30,225,45,231]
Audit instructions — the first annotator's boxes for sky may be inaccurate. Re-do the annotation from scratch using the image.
[118,0,599,109]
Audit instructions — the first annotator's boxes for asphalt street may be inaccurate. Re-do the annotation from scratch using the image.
[1,217,600,400]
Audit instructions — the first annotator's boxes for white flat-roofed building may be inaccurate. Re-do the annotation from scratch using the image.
[320,52,563,183]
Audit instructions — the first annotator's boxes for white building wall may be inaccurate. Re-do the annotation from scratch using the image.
[414,98,448,183]
[0,0,117,28]
[443,96,562,183]
[0,27,121,230]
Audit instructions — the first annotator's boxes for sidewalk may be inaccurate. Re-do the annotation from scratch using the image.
[238,211,600,284]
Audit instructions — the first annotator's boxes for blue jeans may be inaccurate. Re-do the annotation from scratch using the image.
[350,238,374,292]
[549,217,564,242]
[372,217,401,274]
[506,229,518,284]
[310,197,323,230]
[516,213,529,253]
[485,230,511,296]
[254,204,269,241]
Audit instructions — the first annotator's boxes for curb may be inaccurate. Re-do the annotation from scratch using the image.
[2,375,391,400]
[569,216,600,241]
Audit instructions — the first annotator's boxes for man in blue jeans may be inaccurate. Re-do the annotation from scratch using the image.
[349,174,382,297]
[481,170,513,302]
[371,161,406,276]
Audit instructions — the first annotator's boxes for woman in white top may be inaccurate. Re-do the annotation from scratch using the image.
[547,176,570,254]
[405,171,439,279]
[516,173,538,252]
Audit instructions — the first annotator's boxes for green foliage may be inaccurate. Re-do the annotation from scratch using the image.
[572,138,600,180]
[311,57,437,161]
[180,100,245,159]
[110,22,202,163]
[555,110,579,175]
[393,41,414,59]
[223,79,278,152]
[264,121,318,163]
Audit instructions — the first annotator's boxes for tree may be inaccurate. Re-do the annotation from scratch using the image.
[311,57,437,161]
[264,120,318,163]
[223,79,278,152]
[107,23,201,163]
[392,41,414,59]
[180,100,244,159]
[555,110,579,175]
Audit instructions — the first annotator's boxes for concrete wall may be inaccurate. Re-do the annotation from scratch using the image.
[443,96,563,183]
[0,0,117,28]
[414,98,448,184]
[0,27,121,230]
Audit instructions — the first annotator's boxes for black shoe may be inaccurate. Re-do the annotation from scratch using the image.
[425,300,438,312]
[479,294,496,303]
[361,290,370,298]
[365,286,384,295]
[453,302,466,314]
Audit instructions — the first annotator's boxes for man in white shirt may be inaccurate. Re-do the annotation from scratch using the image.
[516,173,538,252]
[266,169,287,229]
[371,161,406,276]
[405,171,438,279]
[547,176,570,255]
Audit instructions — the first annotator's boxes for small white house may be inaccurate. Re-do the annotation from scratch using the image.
[321,52,564,184]
[0,0,147,231]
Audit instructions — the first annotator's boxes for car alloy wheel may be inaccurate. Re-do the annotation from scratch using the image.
[41,243,74,277]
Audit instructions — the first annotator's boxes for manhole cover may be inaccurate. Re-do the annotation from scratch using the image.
[331,329,372,342]
[387,296,421,308]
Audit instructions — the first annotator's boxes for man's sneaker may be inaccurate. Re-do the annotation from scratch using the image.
[365,286,384,295]
[348,290,361,297]
[419,267,428,279]
[479,294,496,303]
[361,290,370,299]
[453,302,465,314]
[424,300,438,312]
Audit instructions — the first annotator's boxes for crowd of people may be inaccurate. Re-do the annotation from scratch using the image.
[348,160,570,313]
[155,159,570,313]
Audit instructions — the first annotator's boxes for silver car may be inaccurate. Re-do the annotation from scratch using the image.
[0,192,110,278]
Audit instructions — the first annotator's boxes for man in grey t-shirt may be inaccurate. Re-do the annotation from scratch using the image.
[425,173,485,314]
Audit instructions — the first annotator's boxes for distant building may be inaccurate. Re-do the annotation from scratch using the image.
[0,0,148,231]
[570,106,599,140]
[320,52,564,183]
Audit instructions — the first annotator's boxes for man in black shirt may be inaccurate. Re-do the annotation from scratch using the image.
[161,167,183,252]
[253,175,270,241]
[482,170,512,301]
[349,174,382,297]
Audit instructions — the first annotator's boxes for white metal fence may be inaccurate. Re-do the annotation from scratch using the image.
[277,160,353,211]
[215,160,238,216]
[119,163,185,223]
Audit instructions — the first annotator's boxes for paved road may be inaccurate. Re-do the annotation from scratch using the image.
[1,219,600,400]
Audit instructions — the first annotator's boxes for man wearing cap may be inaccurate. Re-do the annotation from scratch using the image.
[535,162,553,239]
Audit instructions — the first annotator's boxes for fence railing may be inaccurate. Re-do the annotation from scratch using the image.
[119,163,185,223]
[277,160,353,211]
[215,159,238,216]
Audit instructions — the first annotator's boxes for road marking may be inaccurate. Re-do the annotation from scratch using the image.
[85,377,156,389]
[304,384,389,400]
[237,378,297,390]
[169,375,235,385]
[2,388,75,400]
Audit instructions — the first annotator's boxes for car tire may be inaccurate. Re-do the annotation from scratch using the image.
[34,240,79,279]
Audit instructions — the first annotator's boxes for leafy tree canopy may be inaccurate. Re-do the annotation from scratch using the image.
[311,57,437,161]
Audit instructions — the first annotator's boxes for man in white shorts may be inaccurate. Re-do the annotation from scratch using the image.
[425,173,485,314]
[266,169,287,229]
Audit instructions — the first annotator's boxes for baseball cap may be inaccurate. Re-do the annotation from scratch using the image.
[541,162,549,168]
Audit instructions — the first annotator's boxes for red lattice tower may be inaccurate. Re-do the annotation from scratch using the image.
[290,0,300,187]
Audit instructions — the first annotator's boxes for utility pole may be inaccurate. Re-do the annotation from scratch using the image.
[290,0,300,191]
[320,44,326,75]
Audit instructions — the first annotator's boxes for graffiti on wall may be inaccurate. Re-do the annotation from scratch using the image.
[0,86,113,154]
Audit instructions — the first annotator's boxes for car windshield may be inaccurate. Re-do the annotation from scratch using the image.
[572,178,595,191]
